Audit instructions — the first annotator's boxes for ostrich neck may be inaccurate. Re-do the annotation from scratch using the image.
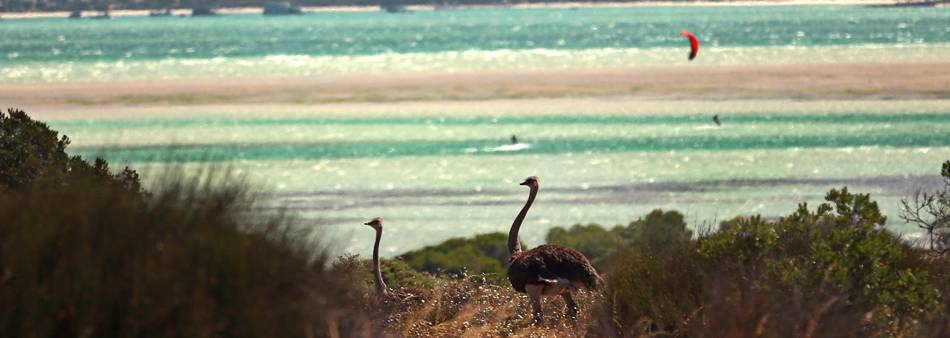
[373,228,388,295]
[509,185,538,255]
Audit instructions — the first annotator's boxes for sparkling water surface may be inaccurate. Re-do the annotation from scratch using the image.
[49,102,950,256]
[6,5,950,255]
[2,5,950,82]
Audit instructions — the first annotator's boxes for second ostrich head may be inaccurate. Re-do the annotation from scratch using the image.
[520,176,540,188]
[365,217,388,295]
[364,217,383,231]
[509,176,540,255]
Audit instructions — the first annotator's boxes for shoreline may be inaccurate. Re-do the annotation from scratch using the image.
[0,0,904,19]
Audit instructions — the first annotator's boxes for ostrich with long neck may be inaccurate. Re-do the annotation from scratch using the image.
[364,218,431,306]
[364,218,389,296]
[507,176,602,323]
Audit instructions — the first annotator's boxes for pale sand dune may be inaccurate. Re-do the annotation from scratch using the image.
[4,62,949,117]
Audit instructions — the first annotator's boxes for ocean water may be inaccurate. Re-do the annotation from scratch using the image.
[50,101,950,256]
[2,5,950,82]
[6,6,950,256]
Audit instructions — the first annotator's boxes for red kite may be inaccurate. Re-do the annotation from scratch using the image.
[680,30,698,61]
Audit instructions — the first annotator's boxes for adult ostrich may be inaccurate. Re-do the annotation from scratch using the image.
[506,176,602,323]
[363,218,430,305]
[364,218,389,296]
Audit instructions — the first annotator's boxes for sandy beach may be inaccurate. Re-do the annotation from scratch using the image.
[5,62,949,114]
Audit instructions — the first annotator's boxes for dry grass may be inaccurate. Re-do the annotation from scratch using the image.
[336,242,950,338]
[376,277,599,337]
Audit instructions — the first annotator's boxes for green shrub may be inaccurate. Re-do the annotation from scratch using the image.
[0,170,366,337]
[399,232,509,277]
[632,209,693,252]
[699,187,938,334]
[546,223,623,266]
[0,109,364,338]
[0,108,70,190]
[600,244,705,335]
[547,209,692,265]
[0,108,142,194]
[377,258,439,289]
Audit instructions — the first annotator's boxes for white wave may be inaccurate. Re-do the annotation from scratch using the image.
[481,143,532,153]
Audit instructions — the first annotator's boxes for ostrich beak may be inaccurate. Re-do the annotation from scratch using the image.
[363,221,372,225]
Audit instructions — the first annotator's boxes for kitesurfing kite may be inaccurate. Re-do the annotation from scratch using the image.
[680,30,698,61]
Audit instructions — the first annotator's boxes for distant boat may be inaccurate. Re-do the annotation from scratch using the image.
[381,3,410,13]
[68,10,82,19]
[263,2,302,15]
[149,9,173,17]
[869,0,947,7]
[192,7,218,16]
[90,10,112,19]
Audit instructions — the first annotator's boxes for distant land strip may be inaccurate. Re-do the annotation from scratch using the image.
[5,63,949,107]
[0,0,921,17]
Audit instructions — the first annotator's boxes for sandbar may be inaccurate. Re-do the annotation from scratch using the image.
[4,62,949,114]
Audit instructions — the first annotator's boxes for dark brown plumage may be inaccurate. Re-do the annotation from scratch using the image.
[505,176,602,323]
[508,244,601,293]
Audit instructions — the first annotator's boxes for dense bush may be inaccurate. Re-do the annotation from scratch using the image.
[547,209,692,265]
[598,243,704,335]
[398,232,509,277]
[0,109,364,338]
[546,224,624,266]
[0,108,142,194]
[649,187,935,336]
[334,253,438,290]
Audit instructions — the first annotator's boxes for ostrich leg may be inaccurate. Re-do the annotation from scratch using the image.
[526,284,544,324]
[562,293,578,321]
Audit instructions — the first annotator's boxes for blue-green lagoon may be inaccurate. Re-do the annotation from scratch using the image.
[46,100,950,256]
[4,5,950,256]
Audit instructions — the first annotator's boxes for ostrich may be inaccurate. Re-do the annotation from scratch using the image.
[363,218,430,304]
[364,217,389,296]
[506,176,602,323]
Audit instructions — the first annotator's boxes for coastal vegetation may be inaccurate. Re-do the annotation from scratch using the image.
[0,109,366,337]
[3,108,950,336]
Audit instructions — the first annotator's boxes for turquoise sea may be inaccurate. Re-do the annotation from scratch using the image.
[4,6,950,256]
[2,6,950,82]
[51,100,950,256]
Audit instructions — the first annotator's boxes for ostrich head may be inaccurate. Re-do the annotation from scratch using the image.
[519,176,539,188]
[364,217,383,231]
